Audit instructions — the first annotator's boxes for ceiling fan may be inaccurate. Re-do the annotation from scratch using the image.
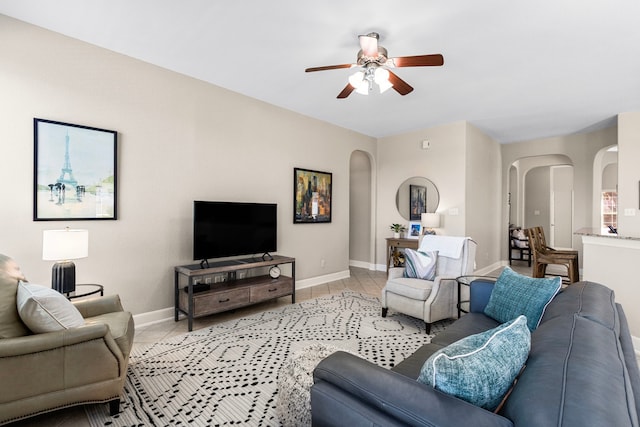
[305,32,444,99]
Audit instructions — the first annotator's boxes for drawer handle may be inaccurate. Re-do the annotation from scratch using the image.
[219,298,230,303]
[268,288,278,292]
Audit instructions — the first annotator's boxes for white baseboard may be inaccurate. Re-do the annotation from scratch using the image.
[349,259,377,270]
[473,261,504,276]
[133,307,175,328]
[295,269,351,290]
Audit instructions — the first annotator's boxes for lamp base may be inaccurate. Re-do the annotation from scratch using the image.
[423,228,437,235]
[51,261,76,294]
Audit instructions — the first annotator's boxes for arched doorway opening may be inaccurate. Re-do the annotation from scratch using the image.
[349,150,376,269]
[592,145,618,232]
[508,154,574,248]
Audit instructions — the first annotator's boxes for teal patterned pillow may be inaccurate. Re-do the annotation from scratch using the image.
[403,249,438,280]
[418,315,530,410]
[484,267,561,331]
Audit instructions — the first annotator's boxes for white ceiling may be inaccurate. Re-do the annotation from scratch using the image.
[1,0,640,143]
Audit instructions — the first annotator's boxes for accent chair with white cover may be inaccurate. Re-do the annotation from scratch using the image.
[381,236,477,333]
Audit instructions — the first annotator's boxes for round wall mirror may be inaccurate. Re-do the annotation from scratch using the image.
[395,177,440,220]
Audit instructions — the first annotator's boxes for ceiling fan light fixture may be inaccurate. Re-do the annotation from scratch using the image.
[305,32,443,99]
[348,71,369,95]
[374,68,392,93]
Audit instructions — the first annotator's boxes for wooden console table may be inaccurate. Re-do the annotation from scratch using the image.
[175,255,295,331]
[385,237,419,273]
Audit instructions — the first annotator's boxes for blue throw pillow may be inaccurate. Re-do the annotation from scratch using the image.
[484,267,561,331]
[403,249,438,280]
[418,315,530,411]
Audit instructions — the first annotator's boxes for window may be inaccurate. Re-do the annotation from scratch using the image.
[601,191,617,232]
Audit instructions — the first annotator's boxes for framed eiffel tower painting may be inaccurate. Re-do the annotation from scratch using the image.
[33,118,117,221]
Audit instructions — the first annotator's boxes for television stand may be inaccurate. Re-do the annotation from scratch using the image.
[174,255,295,331]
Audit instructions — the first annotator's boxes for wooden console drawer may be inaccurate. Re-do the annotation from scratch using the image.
[250,278,293,301]
[183,288,250,316]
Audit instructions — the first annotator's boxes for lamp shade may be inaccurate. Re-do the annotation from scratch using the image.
[42,229,89,261]
[421,213,441,229]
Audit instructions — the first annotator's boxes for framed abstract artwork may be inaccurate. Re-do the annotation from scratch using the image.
[409,184,427,221]
[33,118,118,221]
[293,167,332,223]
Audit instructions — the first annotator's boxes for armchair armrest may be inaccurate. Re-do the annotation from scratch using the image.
[0,324,112,357]
[312,351,512,427]
[388,267,405,279]
[73,294,124,318]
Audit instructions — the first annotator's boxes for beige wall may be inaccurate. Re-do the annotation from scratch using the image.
[349,150,373,267]
[376,122,467,268]
[0,15,376,317]
[501,127,617,259]
[525,167,551,231]
[464,123,501,270]
[617,112,640,236]
[376,121,501,271]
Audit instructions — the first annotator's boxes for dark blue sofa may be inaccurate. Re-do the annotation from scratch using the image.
[311,281,640,426]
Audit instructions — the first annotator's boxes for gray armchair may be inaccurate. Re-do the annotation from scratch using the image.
[0,255,134,425]
[381,237,476,333]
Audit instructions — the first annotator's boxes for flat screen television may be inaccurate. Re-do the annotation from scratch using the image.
[193,201,277,261]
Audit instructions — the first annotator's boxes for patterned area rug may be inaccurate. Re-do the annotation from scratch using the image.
[86,290,449,426]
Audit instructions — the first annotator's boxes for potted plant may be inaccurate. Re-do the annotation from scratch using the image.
[390,223,407,239]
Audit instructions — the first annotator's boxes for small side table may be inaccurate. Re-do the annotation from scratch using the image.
[456,275,496,317]
[385,237,419,274]
[65,284,104,300]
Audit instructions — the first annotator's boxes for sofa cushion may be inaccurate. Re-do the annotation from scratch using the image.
[403,249,438,281]
[0,275,29,338]
[16,282,85,333]
[484,267,561,331]
[431,312,501,347]
[384,277,433,301]
[418,315,530,411]
[394,313,501,380]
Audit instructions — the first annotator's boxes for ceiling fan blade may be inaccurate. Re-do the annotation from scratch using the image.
[337,83,355,99]
[388,71,414,96]
[305,64,354,72]
[359,33,379,57]
[390,54,444,68]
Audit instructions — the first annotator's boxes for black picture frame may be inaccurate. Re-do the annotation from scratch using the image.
[293,167,332,223]
[33,118,118,221]
[409,184,427,221]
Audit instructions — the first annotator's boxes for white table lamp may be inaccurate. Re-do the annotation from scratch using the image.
[42,228,89,294]
[421,213,441,235]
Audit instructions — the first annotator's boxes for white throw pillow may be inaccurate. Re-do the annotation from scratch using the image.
[16,281,84,333]
[403,249,438,280]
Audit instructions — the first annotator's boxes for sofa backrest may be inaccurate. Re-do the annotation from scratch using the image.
[502,281,639,426]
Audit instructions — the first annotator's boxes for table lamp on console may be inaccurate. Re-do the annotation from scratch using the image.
[421,213,441,235]
[42,228,89,294]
